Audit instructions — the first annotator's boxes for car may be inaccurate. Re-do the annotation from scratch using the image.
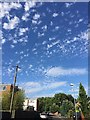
[40,113,48,119]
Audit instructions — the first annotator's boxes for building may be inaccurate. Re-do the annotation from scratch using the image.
[0,84,20,95]
[23,98,38,111]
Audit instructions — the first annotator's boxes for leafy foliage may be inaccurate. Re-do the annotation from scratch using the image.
[60,100,74,117]
[13,90,25,110]
[38,93,74,117]
[78,83,88,117]
[2,91,11,110]
[1,90,25,110]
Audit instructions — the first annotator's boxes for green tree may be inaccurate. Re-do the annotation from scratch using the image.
[2,90,25,110]
[38,97,46,112]
[60,100,74,117]
[67,94,74,104]
[68,110,73,118]
[38,93,74,115]
[87,97,90,114]
[38,97,53,112]
[2,91,11,110]
[51,104,59,113]
[78,83,88,117]
[53,93,68,106]
[13,90,25,110]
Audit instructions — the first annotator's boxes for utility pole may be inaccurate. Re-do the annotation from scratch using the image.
[10,65,20,116]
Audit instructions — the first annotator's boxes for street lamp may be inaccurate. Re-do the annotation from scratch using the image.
[70,83,77,120]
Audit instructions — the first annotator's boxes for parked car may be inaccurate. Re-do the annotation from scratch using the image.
[40,113,49,119]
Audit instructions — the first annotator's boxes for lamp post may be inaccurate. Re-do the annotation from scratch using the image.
[70,83,77,120]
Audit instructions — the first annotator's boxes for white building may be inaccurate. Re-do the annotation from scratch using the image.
[23,98,38,111]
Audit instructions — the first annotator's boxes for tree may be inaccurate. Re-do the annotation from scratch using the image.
[38,97,53,112]
[68,110,73,118]
[87,101,90,117]
[2,90,25,110]
[13,90,25,110]
[2,91,11,110]
[50,104,59,113]
[60,100,74,117]
[53,93,68,106]
[38,93,74,115]
[78,83,88,117]
[38,97,46,112]
[67,94,74,104]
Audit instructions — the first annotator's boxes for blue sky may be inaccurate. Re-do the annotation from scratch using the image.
[1,2,88,98]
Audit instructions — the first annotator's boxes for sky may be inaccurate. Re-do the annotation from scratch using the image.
[0,2,88,98]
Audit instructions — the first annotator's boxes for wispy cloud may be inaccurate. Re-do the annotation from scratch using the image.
[20,80,67,94]
[45,67,87,77]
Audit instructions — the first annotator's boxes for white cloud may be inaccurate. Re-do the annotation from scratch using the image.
[25,87,41,94]
[63,30,88,55]
[52,13,58,17]
[25,82,40,87]
[22,12,30,21]
[38,32,44,37]
[47,40,60,49]
[10,2,22,9]
[11,44,15,48]
[46,67,87,77]
[24,2,36,11]
[42,41,47,45]
[78,19,83,23]
[55,26,59,30]
[2,39,6,44]
[33,13,40,20]
[19,28,28,36]
[32,20,37,24]
[0,30,6,44]
[41,25,48,31]
[13,40,17,44]
[65,3,74,8]
[61,12,64,16]
[0,2,22,19]
[44,81,67,89]
[20,28,28,33]
[29,64,33,69]
[49,37,56,41]
[20,80,67,94]
[80,31,88,41]
[7,67,14,76]
[3,16,20,30]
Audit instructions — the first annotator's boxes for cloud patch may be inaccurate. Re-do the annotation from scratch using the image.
[3,16,20,30]
[24,2,36,11]
[20,81,67,94]
[45,67,87,77]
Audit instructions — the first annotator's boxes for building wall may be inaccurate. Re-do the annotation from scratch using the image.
[0,84,19,96]
[23,99,38,111]
[0,84,11,96]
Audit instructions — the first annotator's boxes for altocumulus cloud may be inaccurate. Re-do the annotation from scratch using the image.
[46,67,87,77]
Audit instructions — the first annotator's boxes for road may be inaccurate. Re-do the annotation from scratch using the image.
[47,115,73,120]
